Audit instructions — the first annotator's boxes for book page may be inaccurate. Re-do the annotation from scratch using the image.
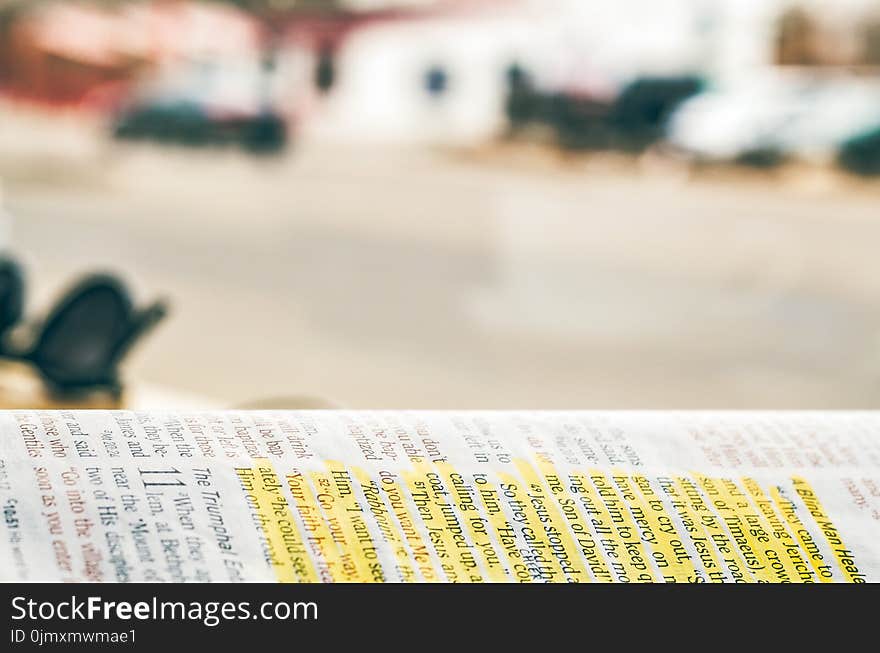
[1,410,877,583]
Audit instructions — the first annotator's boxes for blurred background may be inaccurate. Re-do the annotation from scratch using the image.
[1,0,880,409]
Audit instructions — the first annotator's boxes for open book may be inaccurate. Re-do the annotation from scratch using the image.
[1,410,876,582]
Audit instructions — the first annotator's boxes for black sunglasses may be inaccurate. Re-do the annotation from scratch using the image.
[0,256,167,397]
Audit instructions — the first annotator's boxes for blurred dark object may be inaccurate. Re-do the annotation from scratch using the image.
[22,274,167,396]
[0,261,167,398]
[114,99,288,153]
[425,65,450,98]
[734,147,788,169]
[838,127,880,176]
[504,63,536,128]
[315,46,337,94]
[610,76,704,152]
[550,93,616,150]
[0,257,24,340]
[505,73,702,153]
[114,101,212,144]
[36,278,165,396]
[242,111,288,154]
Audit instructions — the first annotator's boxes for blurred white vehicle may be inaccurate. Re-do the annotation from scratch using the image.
[667,74,880,165]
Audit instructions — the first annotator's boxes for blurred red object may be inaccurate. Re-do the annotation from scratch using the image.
[0,1,260,110]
